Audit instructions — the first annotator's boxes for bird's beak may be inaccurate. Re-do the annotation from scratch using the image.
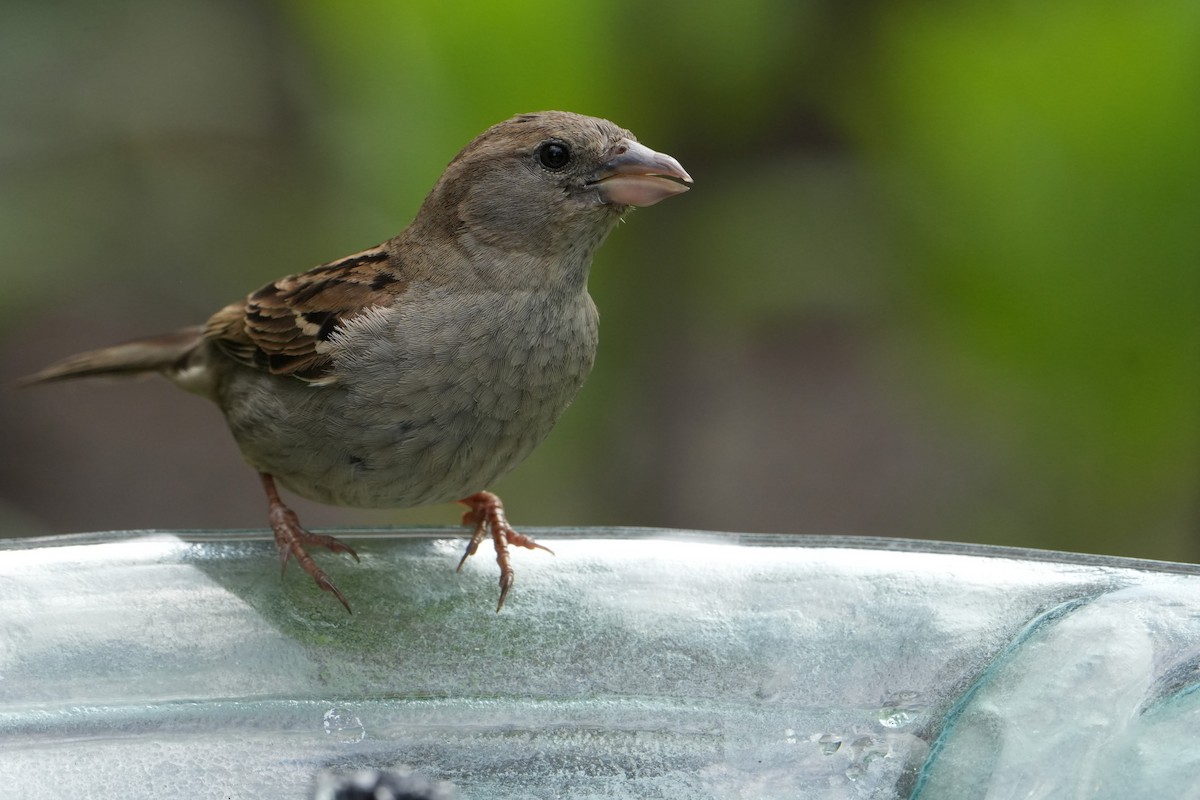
[588,139,694,207]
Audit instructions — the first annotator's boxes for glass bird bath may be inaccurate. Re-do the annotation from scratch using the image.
[2,529,1199,799]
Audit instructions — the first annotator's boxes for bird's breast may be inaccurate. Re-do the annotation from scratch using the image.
[286,286,600,507]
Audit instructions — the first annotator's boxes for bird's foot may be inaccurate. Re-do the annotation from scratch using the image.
[457,491,552,612]
[260,473,359,613]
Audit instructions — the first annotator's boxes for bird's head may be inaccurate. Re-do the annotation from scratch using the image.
[413,111,693,269]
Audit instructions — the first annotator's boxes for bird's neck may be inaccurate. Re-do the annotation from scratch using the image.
[463,230,608,295]
[401,214,616,296]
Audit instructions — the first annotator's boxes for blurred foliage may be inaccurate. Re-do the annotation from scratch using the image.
[0,0,1196,562]
[846,0,1200,554]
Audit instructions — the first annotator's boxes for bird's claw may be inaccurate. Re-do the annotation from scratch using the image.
[262,473,356,613]
[457,491,550,611]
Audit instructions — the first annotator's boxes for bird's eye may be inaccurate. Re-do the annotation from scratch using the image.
[537,141,571,170]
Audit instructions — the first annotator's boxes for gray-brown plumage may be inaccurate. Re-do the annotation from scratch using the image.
[24,111,693,612]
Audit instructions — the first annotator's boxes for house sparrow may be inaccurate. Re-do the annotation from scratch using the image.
[23,111,692,613]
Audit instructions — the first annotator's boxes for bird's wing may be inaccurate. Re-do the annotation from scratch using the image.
[206,244,408,383]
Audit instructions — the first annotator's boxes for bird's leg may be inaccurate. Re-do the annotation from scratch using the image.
[259,472,359,613]
[456,491,553,612]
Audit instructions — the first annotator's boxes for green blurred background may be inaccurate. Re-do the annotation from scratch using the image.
[1,0,1197,560]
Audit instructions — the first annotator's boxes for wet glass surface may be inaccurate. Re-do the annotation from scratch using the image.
[2,529,1199,798]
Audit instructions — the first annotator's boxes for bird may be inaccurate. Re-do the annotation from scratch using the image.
[22,111,693,613]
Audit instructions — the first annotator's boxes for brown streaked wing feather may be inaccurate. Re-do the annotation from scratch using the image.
[206,245,408,382]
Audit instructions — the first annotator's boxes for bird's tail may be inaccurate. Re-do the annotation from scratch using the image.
[19,326,207,385]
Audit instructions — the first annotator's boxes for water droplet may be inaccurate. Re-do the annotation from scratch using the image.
[849,735,876,757]
[817,733,842,755]
[878,692,925,728]
[879,707,918,728]
[323,707,365,743]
